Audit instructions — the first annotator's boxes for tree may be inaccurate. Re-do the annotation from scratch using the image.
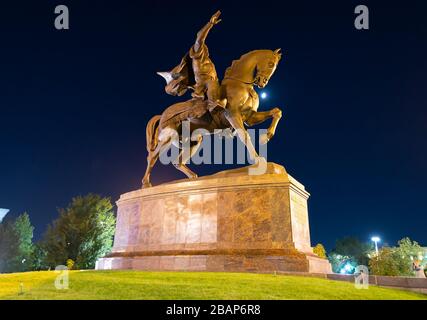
[31,242,48,271]
[313,243,327,259]
[0,218,18,272]
[13,213,35,271]
[42,194,116,269]
[395,237,424,276]
[396,237,423,261]
[0,213,34,273]
[333,237,371,266]
[369,247,410,276]
[369,238,423,276]
[328,237,371,273]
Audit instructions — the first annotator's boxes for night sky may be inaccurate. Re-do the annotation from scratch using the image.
[0,0,426,250]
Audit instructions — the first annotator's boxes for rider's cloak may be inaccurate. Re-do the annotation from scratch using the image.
[158,53,196,96]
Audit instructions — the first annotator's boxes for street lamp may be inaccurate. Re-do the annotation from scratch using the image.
[371,236,381,255]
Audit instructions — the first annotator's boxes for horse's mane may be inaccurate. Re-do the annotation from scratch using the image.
[224,50,272,78]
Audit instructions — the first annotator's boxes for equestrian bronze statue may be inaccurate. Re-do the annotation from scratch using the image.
[142,11,283,187]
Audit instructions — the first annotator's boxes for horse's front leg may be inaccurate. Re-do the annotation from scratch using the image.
[245,108,282,143]
[224,110,260,162]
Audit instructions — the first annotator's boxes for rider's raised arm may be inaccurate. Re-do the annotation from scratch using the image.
[193,22,214,53]
[193,11,221,53]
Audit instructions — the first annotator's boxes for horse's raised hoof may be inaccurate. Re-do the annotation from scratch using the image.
[259,133,269,145]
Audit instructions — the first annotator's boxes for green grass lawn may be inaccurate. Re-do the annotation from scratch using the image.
[0,270,425,300]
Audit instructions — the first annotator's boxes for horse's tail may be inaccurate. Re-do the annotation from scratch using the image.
[146,115,161,153]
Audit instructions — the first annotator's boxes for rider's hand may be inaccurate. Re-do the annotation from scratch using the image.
[210,11,222,25]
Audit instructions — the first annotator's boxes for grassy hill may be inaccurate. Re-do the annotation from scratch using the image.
[0,270,425,300]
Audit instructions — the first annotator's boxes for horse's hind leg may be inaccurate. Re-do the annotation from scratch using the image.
[172,137,203,179]
[142,150,159,188]
[142,137,173,188]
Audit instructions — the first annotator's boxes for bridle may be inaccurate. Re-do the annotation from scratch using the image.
[224,71,271,87]
[223,75,255,85]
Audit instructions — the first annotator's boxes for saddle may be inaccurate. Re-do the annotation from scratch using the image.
[160,98,209,129]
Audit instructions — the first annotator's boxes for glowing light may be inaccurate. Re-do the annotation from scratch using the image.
[371,236,381,256]
[260,92,267,99]
[340,263,354,274]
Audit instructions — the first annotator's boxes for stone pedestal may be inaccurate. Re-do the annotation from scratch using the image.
[96,163,331,274]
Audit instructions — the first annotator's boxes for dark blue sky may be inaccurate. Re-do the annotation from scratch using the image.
[0,0,425,249]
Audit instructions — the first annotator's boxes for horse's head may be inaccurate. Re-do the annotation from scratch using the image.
[254,49,282,88]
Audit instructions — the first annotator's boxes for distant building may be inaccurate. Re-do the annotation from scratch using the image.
[0,208,9,223]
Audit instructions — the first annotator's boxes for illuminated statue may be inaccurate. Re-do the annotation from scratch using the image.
[143,11,283,187]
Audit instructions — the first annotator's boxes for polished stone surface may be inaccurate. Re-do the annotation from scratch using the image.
[96,163,332,273]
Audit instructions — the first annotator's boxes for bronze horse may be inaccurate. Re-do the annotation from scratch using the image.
[142,49,283,187]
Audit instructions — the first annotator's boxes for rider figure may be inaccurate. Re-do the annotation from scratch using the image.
[190,11,226,111]
[157,11,227,111]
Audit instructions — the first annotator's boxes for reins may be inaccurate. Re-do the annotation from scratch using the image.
[223,76,255,85]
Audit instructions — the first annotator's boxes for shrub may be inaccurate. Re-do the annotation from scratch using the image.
[313,243,327,258]
[66,259,75,270]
